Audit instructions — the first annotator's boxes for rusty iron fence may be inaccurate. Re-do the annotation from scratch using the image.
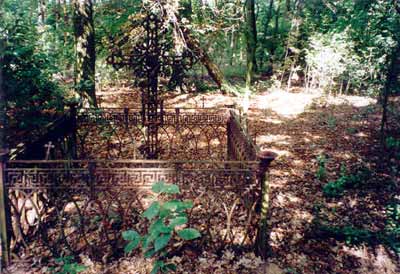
[0,107,269,267]
[76,107,229,160]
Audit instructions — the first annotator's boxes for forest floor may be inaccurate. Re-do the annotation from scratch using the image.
[7,86,399,274]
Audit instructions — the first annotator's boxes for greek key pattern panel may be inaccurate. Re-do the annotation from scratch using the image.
[77,108,228,126]
[77,108,142,125]
[5,169,89,189]
[162,112,228,126]
[5,163,257,190]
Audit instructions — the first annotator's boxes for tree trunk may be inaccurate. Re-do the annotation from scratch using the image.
[262,0,274,71]
[380,42,400,140]
[38,0,47,26]
[161,0,236,95]
[72,0,97,107]
[54,0,61,27]
[0,8,6,152]
[245,0,257,88]
[183,31,237,95]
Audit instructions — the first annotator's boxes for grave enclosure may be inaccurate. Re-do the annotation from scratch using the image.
[0,11,274,268]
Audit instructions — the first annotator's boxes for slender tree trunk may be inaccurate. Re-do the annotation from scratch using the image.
[183,31,237,95]
[54,0,61,27]
[72,0,97,107]
[61,0,69,46]
[38,0,47,26]
[245,0,257,88]
[381,42,400,140]
[229,29,236,66]
[162,0,236,95]
[263,0,274,71]
[0,0,6,152]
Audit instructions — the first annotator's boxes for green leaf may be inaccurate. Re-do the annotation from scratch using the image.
[142,229,160,250]
[150,219,173,234]
[73,264,88,273]
[144,248,157,258]
[122,230,140,241]
[143,202,160,220]
[124,239,140,254]
[178,200,193,211]
[154,233,172,252]
[163,263,177,272]
[164,184,180,194]
[163,200,193,212]
[168,216,188,228]
[151,260,165,274]
[152,182,180,194]
[177,228,201,240]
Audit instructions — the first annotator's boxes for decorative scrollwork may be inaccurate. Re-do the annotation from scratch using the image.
[5,160,259,262]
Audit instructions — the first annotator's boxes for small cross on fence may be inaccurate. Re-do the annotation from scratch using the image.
[44,141,55,160]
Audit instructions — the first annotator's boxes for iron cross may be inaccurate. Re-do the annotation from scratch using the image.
[44,141,55,160]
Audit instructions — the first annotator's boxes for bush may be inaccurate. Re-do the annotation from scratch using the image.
[2,10,66,131]
[123,181,201,274]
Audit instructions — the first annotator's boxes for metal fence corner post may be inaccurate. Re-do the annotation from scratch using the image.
[255,150,276,259]
[0,150,11,268]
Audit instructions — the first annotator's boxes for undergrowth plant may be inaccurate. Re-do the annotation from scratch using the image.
[123,181,201,274]
[313,200,400,255]
[323,165,371,198]
[51,256,87,274]
[316,154,327,181]
[385,201,400,254]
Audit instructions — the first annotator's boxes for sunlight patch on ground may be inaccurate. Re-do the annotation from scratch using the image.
[258,147,292,158]
[256,134,291,145]
[250,90,320,118]
[342,245,398,274]
[255,117,284,124]
[355,132,368,138]
[327,95,376,107]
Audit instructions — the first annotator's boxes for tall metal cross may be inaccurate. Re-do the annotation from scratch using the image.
[44,141,55,160]
[108,11,195,159]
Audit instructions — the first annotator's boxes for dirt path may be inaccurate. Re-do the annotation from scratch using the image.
[247,92,399,274]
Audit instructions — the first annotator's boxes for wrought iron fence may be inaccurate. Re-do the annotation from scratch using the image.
[76,107,229,160]
[0,107,270,267]
[1,159,259,263]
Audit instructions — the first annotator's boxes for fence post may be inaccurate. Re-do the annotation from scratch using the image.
[226,113,234,161]
[255,150,276,259]
[0,150,11,268]
[88,162,96,200]
[124,108,129,129]
[175,108,180,130]
[69,103,78,159]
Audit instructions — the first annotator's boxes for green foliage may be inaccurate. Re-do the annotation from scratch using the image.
[323,165,371,198]
[2,4,66,130]
[386,137,400,150]
[384,201,400,254]
[51,256,87,274]
[314,200,400,255]
[122,181,201,274]
[316,154,327,181]
[326,115,337,129]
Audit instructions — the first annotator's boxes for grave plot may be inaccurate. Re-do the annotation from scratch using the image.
[0,11,274,270]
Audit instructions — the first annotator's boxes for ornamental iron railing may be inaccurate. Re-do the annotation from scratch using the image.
[1,159,259,264]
